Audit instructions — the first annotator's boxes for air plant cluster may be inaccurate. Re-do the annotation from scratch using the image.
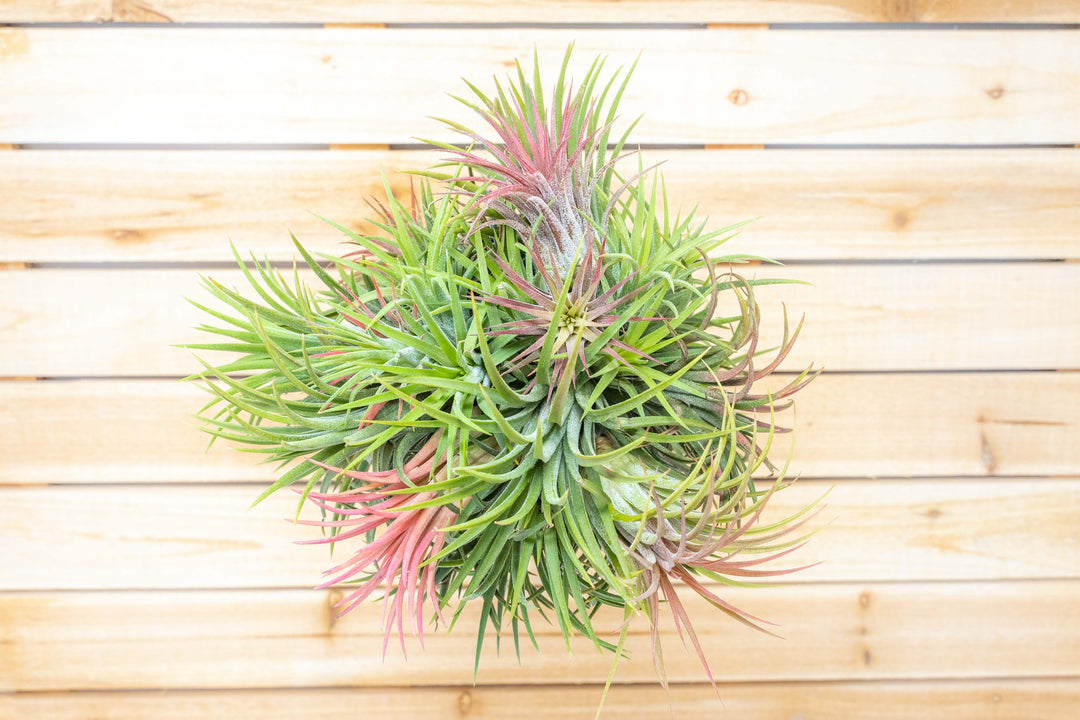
[187,48,820,694]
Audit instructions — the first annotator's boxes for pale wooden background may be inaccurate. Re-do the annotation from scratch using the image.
[1,2,1079,718]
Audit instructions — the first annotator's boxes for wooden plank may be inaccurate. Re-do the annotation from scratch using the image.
[6,679,1079,720]
[1,264,1077,375]
[0,379,283,485]
[100,1,1080,24]
[0,0,109,22]
[5,0,1080,24]
[3,148,1078,263]
[2,581,1078,690]
[2,29,1077,144]
[2,372,1076,485]
[0,149,428,264]
[7,0,1079,25]
[2,478,1077,590]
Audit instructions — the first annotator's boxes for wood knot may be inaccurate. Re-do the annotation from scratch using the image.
[892,210,910,229]
[458,689,473,716]
[728,88,749,106]
[862,648,873,666]
[980,431,997,475]
[112,228,145,244]
[985,86,1005,100]
[924,507,942,519]
[325,589,345,632]
[113,0,174,22]
[858,591,872,609]
[884,0,917,21]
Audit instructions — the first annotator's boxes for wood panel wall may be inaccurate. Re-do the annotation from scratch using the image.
[1,2,1078,718]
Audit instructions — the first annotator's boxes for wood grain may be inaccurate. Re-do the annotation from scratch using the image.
[6,679,1079,720]
[2,264,1077,376]
[7,0,1080,24]
[0,0,109,22]
[3,148,1078,263]
[3,372,1075,485]
[0,16,1075,708]
[2,478,1077,590]
[99,1,1080,24]
[2,28,1078,144]
[3,581,1077,690]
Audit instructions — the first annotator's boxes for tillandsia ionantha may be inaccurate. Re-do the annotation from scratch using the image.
[186,46,822,701]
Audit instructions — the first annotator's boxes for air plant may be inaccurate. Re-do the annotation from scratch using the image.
[186,46,820,704]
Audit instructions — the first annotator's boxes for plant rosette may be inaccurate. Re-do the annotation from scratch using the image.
[186,46,822,707]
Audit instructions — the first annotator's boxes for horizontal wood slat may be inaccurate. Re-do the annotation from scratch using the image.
[2,29,1078,144]
[2,264,1077,376]
[6,679,1079,720]
[2,372,1075,484]
[0,0,110,22]
[108,0,1080,24]
[3,581,1077,691]
[3,148,1078,263]
[3,478,1077,590]
[6,1,1080,25]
